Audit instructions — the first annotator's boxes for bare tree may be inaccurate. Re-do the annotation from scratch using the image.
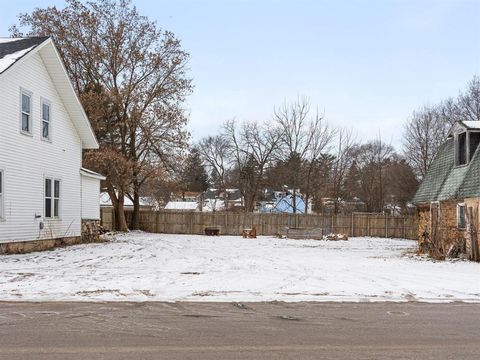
[224,119,282,212]
[457,75,480,122]
[352,138,395,212]
[198,135,230,208]
[403,75,480,180]
[330,128,357,214]
[273,97,332,213]
[403,106,449,179]
[12,0,193,230]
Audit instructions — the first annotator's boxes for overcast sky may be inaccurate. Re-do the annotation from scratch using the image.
[1,0,479,149]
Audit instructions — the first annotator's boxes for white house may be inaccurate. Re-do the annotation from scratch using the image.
[0,37,105,252]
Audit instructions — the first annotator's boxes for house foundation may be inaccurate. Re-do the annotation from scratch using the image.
[0,219,104,255]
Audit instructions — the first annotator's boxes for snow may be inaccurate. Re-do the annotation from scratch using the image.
[0,46,34,74]
[165,201,198,210]
[99,192,158,209]
[0,232,478,303]
[463,120,480,129]
[0,38,23,44]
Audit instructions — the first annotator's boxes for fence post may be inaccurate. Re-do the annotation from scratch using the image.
[351,212,354,237]
[367,215,370,237]
[385,213,388,238]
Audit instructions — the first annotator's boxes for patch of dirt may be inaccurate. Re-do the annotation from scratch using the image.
[276,315,301,321]
[9,273,35,282]
[76,289,125,296]
[136,289,154,297]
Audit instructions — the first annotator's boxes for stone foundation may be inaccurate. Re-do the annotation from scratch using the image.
[81,219,103,242]
[0,236,83,255]
[0,219,105,255]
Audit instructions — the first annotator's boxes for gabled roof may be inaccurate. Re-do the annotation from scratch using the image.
[413,121,480,204]
[0,37,98,149]
[0,37,49,73]
[447,120,480,138]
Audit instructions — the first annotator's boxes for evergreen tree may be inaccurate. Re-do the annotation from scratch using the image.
[181,147,209,193]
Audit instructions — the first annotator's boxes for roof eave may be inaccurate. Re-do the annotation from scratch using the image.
[39,40,99,149]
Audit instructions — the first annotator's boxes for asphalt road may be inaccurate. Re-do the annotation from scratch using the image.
[0,301,478,359]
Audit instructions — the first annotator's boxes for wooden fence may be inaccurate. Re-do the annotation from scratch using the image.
[101,208,418,240]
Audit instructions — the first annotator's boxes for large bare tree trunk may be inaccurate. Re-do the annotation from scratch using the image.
[110,188,128,232]
[131,192,140,230]
[131,177,140,230]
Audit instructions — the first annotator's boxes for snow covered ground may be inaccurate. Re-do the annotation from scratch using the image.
[0,232,478,303]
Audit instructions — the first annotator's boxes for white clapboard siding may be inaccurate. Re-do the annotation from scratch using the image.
[0,51,83,242]
[81,175,101,220]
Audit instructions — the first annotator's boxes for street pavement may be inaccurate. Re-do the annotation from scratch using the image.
[0,301,478,359]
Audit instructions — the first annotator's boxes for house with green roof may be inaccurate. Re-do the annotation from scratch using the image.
[412,120,480,261]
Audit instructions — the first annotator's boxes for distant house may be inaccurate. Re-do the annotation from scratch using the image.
[100,192,159,211]
[0,37,104,252]
[259,188,310,214]
[170,191,202,203]
[202,188,244,212]
[412,120,480,261]
[320,197,366,214]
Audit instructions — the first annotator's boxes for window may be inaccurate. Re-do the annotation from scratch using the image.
[20,89,32,134]
[45,178,60,218]
[469,132,480,160]
[41,99,51,140]
[457,203,466,230]
[0,170,3,220]
[456,132,467,166]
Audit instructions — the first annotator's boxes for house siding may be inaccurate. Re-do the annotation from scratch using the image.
[0,52,82,243]
[417,199,467,256]
[81,175,101,220]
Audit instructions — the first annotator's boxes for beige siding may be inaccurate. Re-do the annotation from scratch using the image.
[0,52,82,242]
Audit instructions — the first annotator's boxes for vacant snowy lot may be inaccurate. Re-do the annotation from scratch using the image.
[0,232,478,302]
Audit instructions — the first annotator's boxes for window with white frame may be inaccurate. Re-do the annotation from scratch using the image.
[20,89,32,134]
[45,178,61,218]
[0,170,4,219]
[457,203,466,230]
[41,99,51,140]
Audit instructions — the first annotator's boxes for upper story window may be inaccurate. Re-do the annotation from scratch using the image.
[0,170,4,220]
[455,131,480,167]
[41,99,51,141]
[20,89,32,135]
[469,132,480,160]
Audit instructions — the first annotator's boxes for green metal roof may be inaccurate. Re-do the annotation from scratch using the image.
[413,134,480,204]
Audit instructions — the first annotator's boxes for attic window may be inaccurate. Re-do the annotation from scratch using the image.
[456,132,467,166]
[469,132,480,160]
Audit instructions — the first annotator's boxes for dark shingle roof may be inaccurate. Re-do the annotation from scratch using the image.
[413,123,480,204]
[0,37,49,73]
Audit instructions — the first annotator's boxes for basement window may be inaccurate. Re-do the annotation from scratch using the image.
[457,203,466,230]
